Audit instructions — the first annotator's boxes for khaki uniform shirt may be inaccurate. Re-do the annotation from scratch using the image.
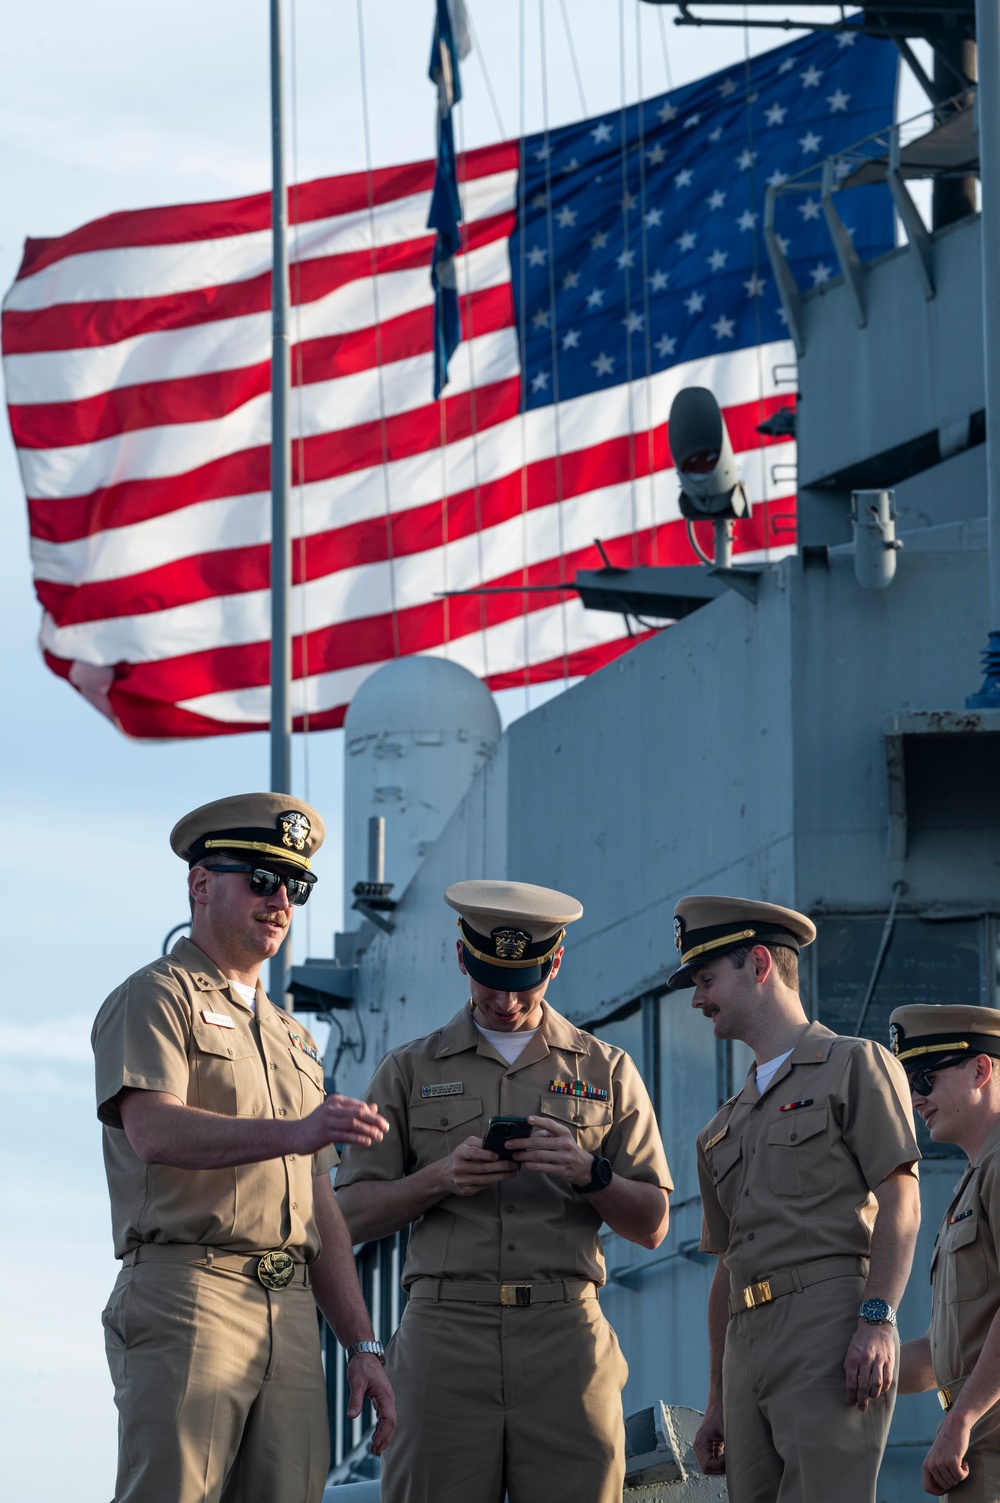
[92,936,337,1260]
[929,1118,1000,1387]
[697,1022,919,1293]
[335,1001,672,1288]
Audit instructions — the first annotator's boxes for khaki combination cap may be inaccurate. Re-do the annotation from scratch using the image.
[445,879,583,992]
[888,1004,1000,1069]
[170,793,325,875]
[667,894,816,990]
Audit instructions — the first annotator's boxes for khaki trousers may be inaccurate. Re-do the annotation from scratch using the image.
[102,1254,329,1503]
[722,1275,895,1503]
[381,1291,629,1503]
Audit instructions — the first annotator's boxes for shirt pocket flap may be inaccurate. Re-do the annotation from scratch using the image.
[766,1106,828,1147]
[192,1022,257,1060]
[944,1215,980,1252]
[289,1049,325,1088]
[708,1132,743,1182]
[409,1097,484,1132]
[538,1096,613,1130]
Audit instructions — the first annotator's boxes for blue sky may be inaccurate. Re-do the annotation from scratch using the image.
[0,4,927,1496]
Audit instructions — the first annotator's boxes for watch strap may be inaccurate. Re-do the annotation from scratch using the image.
[573,1154,613,1194]
[345,1339,386,1364]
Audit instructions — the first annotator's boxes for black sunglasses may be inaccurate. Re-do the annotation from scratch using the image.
[907,1055,972,1097]
[205,863,314,906]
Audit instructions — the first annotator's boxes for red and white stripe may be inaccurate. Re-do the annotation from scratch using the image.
[3,139,795,738]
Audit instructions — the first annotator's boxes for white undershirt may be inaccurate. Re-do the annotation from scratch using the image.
[474,1023,539,1066]
[229,978,257,1014]
[755,1049,794,1094]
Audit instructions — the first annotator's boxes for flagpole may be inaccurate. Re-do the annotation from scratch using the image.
[269,0,293,1000]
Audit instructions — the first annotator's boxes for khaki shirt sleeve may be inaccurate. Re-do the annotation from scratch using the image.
[313,1145,339,1178]
[335,1053,411,1188]
[697,1138,731,1254]
[92,972,193,1129]
[602,1051,673,1191]
[839,1040,921,1189]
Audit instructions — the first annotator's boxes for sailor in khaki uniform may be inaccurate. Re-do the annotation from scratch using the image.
[894,1005,1000,1499]
[335,879,672,1503]
[92,794,395,1503]
[678,896,921,1503]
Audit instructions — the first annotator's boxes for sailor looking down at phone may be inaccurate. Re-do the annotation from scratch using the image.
[335,878,672,1503]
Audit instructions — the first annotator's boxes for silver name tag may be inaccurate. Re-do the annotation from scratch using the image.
[421,1082,463,1098]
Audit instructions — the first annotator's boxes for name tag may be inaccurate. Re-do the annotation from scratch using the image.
[201,1010,236,1029]
[421,1082,463,1098]
[704,1127,728,1150]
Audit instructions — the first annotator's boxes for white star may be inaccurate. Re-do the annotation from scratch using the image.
[590,230,609,251]
[799,130,823,154]
[532,308,551,330]
[765,102,787,126]
[556,206,578,229]
[766,168,789,188]
[744,273,767,297]
[674,168,693,188]
[799,197,822,221]
[646,143,667,166]
[676,229,697,251]
[532,193,548,211]
[776,233,791,254]
[712,314,736,339]
[684,290,705,315]
[801,65,823,88]
[561,328,581,350]
[527,245,547,267]
[592,352,615,377]
[617,247,636,270]
[531,370,550,392]
[648,268,669,292]
[586,287,605,309]
[535,142,551,162]
[718,78,737,98]
[708,125,724,143]
[591,121,614,144]
[707,188,727,210]
[657,101,678,124]
[737,209,758,232]
[778,58,795,74]
[622,309,645,334]
[827,89,851,112]
[619,190,637,213]
[655,333,677,358]
[562,157,580,173]
[684,113,702,130]
[777,306,790,325]
[836,30,857,47]
[809,262,833,285]
[644,207,663,228]
[736,148,757,171]
[562,269,580,291]
[708,247,728,271]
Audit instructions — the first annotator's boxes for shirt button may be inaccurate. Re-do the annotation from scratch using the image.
[227,1048,233,1057]
[291,1202,297,1210]
[288,1155,296,1162]
[790,1133,798,1142]
[269,1061,277,1070]
[747,1232,756,1241]
[507,1243,515,1251]
[278,1108,286,1117]
[440,1117,449,1126]
[506,1205,516,1213]
[744,1189,750,1197]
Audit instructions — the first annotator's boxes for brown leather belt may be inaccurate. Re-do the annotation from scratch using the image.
[729,1256,868,1317]
[407,1278,597,1307]
[122,1243,311,1289]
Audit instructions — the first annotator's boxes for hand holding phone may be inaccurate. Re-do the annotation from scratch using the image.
[481,1116,532,1160]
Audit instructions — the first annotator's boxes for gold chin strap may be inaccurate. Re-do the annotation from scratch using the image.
[458,918,565,969]
[202,838,312,871]
[897,1040,970,1062]
[681,928,757,965]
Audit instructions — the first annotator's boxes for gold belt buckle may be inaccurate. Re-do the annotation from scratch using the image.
[938,1387,954,1412]
[500,1283,532,1307]
[257,1250,295,1290]
[743,1280,772,1310]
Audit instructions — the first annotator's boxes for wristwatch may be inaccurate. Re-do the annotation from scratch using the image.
[858,1298,897,1328]
[572,1154,614,1194]
[345,1339,386,1365]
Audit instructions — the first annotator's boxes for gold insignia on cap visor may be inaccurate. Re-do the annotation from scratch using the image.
[492,929,531,960]
[682,928,757,965]
[279,811,311,852]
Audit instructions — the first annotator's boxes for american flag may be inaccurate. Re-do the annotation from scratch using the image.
[2,24,896,739]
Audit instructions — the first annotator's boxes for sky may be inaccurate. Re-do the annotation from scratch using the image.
[0,4,929,1496]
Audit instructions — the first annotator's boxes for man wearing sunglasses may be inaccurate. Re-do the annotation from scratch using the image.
[91,793,395,1503]
[893,1004,1000,1501]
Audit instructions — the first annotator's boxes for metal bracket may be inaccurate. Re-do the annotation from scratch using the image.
[764,188,805,356]
[821,158,866,328]
[887,126,936,300]
[707,566,761,603]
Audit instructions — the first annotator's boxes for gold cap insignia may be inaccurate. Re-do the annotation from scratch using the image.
[888,1022,901,1056]
[673,916,684,953]
[279,811,311,852]
[492,928,531,960]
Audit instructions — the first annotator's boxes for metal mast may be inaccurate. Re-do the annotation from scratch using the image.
[269,0,294,1000]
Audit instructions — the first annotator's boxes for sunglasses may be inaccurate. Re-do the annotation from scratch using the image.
[907,1055,972,1097]
[206,864,314,906]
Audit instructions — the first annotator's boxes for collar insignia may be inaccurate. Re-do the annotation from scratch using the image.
[279,810,311,851]
[492,927,531,960]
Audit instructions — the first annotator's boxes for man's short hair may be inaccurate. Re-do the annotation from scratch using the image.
[728,941,799,991]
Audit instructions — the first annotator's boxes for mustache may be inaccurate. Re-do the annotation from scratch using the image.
[254,910,289,928]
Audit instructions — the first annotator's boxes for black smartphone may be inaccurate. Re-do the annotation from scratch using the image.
[481,1116,531,1160]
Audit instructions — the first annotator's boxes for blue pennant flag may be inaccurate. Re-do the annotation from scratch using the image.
[428,0,471,399]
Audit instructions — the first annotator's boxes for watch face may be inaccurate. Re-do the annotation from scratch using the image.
[595,1155,613,1188]
[860,1298,892,1323]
